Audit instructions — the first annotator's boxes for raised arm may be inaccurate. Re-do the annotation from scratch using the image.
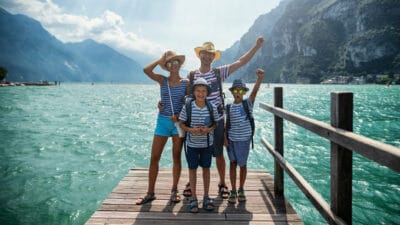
[249,69,264,104]
[143,56,164,85]
[228,36,264,75]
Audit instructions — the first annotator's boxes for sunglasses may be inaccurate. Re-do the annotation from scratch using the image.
[232,89,246,94]
[165,59,180,68]
[200,51,215,57]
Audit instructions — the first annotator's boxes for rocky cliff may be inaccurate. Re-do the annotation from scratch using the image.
[220,0,400,83]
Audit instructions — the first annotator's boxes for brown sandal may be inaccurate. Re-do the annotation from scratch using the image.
[183,182,192,197]
[136,192,156,205]
[218,184,229,199]
[170,189,181,203]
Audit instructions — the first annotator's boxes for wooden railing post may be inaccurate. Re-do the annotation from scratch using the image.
[274,87,284,196]
[330,92,353,225]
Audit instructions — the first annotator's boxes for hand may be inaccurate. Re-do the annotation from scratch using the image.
[160,52,167,62]
[256,69,264,78]
[256,36,264,47]
[199,126,212,135]
[224,136,228,147]
[157,101,163,112]
[170,114,179,123]
[189,126,203,135]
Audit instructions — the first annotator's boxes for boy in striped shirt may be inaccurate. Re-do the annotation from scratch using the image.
[224,69,264,204]
[179,78,219,213]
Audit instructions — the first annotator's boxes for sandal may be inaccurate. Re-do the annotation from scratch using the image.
[202,196,214,211]
[238,188,247,202]
[183,182,192,197]
[228,190,237,204]
[170,189,181,203]
[136,192,156,205]
[189,198,198,213]
[218,184,229,199]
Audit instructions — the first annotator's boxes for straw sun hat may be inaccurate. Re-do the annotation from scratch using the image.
[159,50,185,71]
[194,42,221,62]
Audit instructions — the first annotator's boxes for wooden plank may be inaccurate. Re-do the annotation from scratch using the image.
[85,168,304,225]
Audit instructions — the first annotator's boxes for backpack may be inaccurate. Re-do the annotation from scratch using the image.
[184,98,216,148]
[226,99,255,149]
[189,68,225,113]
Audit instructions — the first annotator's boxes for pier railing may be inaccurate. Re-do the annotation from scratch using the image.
[259,87,400,225]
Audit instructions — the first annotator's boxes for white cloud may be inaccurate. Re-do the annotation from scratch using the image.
[2,0,164,57]
[1,0,281,69]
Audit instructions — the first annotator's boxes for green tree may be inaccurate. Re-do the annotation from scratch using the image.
[0,66,7,81]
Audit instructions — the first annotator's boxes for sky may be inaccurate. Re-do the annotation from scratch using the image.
[1,0,281,69]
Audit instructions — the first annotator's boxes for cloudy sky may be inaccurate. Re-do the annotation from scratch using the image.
[1,0,281,69]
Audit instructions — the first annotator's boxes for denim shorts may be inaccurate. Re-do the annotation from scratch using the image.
[227,139,251,167]
[186,146,213,169]
[154,115,178,137]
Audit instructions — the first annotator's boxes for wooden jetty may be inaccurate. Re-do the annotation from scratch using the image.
[85,168,304,225]
[86,87,400,225]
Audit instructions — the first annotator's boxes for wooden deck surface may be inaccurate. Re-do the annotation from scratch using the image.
[85,168,304,225]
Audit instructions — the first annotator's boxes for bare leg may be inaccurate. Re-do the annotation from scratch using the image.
[230,161,237,191]
[216,154,226,186]
[171,135,182,191]
[203,167,210,197]
[147,135,168,194]
[189,168,197,199]
[239,165,247,190]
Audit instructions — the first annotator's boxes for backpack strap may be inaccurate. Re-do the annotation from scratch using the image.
[188,71,196,95]
[226,103,232,141]
[242,99,255,149]
[205,100,216,147]
[213,68,225,110]
[206,100,217,126]
[185,99,194,128]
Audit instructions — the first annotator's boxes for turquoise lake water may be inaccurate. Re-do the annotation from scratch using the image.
[0,83,399,225]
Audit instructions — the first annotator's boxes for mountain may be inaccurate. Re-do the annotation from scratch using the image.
[220,0,400,83]
[0,7,149,83]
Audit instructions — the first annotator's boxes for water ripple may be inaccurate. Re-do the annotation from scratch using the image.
[0,84,399,225]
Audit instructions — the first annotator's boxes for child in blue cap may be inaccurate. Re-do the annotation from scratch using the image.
[224,69,264,204]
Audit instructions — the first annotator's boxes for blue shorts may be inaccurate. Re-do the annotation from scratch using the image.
[186,146,212,169]
[227,139,251,167]
[154,115,178,137]
[212,119,225,157]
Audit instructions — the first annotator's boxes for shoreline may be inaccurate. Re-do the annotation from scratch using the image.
[0,81,57,87]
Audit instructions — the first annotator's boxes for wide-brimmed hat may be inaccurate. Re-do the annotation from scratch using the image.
[192,78,211,96]
[159,50,185,71]
[194,42,221,62]
[229,79,249,92]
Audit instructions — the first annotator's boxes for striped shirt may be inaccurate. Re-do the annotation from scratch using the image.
[187,65,230,121]
[179,100,219,148]
[159,77,188,117]
[226,98,253,141]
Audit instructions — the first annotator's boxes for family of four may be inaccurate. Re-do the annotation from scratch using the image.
[136,36,265,213]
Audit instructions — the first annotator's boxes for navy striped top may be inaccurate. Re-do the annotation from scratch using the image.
[159,77,188,117]
[226,98,253,141]
[179,101,219,148]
